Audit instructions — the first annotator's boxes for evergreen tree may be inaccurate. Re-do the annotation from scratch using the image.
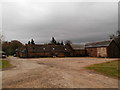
[28,41,30,44]
[60,41,64,45]
[31,39,35,45]
[51,37,56,44]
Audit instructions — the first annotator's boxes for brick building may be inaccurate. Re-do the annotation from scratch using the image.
[85,40,120,58]
[17,44,73,58]
[17,39,120,58]
[70,44,86,56]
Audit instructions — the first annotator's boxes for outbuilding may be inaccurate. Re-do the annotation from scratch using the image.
[70,44,86,56]
[17,44,73,58]
[85,40,120,58]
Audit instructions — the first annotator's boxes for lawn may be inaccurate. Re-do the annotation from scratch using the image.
[0,60,12,69]
[86,60,120,79]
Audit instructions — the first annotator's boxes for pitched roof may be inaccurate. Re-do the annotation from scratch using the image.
[26,44,71,52]
[85,40,112,48]
[70,44,85,50]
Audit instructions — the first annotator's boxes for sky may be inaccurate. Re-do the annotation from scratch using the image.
[1,0,118,44]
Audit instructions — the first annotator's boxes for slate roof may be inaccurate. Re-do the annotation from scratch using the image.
[85,40,112,48]
[70,44,85,50]
[26,44,72,53]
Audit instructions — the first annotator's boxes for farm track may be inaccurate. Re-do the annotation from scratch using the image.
[2,56,119,88]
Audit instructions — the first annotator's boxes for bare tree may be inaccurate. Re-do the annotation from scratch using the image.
[0,32,5,43]
[109,34,115,39]
[117,30,120,36]
[109,30,120,39]
[0,32,5,51]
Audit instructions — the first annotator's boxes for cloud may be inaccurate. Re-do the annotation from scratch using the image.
[2,2,118,44]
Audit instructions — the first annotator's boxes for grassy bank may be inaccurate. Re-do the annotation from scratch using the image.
[86,60,120,79]
[0,60,12,69]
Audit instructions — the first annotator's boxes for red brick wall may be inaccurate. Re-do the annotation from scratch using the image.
[28,53,51,57]
[27,52,65,57]
[86,48,97,57]
[74,50,86,56]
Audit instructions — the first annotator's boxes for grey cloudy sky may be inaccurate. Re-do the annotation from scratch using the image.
[2,1,118,44]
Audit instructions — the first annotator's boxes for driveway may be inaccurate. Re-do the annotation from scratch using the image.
[2,56,119,88]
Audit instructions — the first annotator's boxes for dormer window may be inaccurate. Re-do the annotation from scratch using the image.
[65,48,67,51]
[43,48,45,50]
[53,48,55,50]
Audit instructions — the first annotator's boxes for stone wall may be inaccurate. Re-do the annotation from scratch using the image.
[97,47,107,57]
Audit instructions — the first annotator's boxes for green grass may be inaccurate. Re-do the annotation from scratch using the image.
[0,60,12,69]
[86,60,120,79]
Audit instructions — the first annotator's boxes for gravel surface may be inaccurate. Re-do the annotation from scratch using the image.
[2,56,119,88]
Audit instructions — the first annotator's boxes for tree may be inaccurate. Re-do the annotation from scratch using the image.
[0,32,2,51]
[2,41,10,55]
[10,40,24,55]
[2,40,24,55]
[51,37,56,44]
[28,41,30,44]
[65,40,72,45]
[109,30,120,39]
[117,30,120,36]
[0,32,5,50]
[109,34,115,39]
[60,41,64,45]
[31,39,35,45]
[0,32,5,42]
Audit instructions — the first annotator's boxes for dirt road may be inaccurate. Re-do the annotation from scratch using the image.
[2,56,119,88]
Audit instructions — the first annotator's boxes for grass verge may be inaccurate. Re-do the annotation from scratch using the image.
[0,60,12,69]
[86,60,120,79]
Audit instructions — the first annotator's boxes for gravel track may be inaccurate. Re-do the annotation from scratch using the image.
[2,56,119,88]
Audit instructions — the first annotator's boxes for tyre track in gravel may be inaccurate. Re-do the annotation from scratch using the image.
[2,56,119,88]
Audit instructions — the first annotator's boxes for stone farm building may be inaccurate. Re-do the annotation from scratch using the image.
[86,40,120,58]
[17,39,120,58]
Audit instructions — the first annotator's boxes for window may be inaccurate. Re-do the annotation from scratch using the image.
[43,48,45,50]
[65,48,67,51]
[53,48,55,50]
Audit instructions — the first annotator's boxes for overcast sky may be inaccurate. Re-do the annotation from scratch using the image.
[1,1,118,44]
